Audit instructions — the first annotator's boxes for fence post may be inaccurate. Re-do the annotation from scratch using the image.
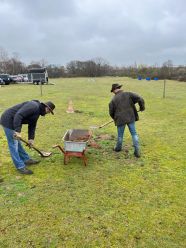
[40,77,43,96]
[163,79,166,98]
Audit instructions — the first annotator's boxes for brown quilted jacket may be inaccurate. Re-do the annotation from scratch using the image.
[109,91,145,126]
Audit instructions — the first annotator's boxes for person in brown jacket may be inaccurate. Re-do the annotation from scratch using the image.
[109,83,145,157]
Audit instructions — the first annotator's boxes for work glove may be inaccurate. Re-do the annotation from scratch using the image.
[28,139,34,148]
[14,132,21,139]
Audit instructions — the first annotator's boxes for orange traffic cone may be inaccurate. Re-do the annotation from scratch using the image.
[66,100,74,113]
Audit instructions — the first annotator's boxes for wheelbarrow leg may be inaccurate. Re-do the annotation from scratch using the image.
[82,150,87,166]
[64,154,70,165]
[53,145,88,166]
[82,156,87,166]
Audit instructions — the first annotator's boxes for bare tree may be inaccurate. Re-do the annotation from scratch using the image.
[39,59,48,68]
[0,47,9,73]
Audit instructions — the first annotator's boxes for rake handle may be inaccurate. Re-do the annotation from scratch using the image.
[99,120,114,128]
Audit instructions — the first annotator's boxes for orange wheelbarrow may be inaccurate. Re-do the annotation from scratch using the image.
[53,129,92,166]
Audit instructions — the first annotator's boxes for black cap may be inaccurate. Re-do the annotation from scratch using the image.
[110,83,122,92]
[43,101,55,114]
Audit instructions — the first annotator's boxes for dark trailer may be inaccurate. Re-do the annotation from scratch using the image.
[28,68,48,84]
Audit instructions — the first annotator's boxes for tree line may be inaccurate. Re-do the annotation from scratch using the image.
[0,47,185,81]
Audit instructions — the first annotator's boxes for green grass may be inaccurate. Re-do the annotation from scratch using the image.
[0,77,185,247]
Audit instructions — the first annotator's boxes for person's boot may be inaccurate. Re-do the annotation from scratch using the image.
[134,147,141,158]
[17,167,33,175]
[113,146,122,152]
[25,159,40,166]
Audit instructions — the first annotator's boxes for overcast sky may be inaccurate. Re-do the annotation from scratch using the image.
[0,0,186,66]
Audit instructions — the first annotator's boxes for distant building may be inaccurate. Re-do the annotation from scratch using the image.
[28,68,48,84]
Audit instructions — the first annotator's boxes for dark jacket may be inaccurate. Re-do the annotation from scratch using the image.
[109,91,145,126]
[0,100,46,139]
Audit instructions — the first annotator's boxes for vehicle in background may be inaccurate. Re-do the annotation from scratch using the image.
[10,75,23,83]
[16,75,24,82]
[18,74,28,82]
[9,75,18,83]
[0,74,12,85]
[0,78,5,85]
[20,74,29,82]
[28,68,48,84]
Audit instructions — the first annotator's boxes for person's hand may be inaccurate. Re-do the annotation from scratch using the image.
[28,139,34,148]
[14,132,21,139]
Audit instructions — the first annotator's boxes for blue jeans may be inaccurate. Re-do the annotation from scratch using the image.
[115,122,139,151]
[3,127,30,169]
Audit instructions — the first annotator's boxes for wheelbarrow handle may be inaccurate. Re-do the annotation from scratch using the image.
[52,145,65,154]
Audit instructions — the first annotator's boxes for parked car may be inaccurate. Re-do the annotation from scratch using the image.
[0,78,5,85]
[0,74,11,85]
[16,75,24,82]
[10,75,25,83]
[19,74,28,82]
[22,75,28,82]
[10,75,19,83]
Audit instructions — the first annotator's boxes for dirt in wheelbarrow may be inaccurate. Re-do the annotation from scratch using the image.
[67,129,92,142]
[69,134,91,142]
[67,132,115,149]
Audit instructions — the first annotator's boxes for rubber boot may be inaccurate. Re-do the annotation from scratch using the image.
[134,147,141,158]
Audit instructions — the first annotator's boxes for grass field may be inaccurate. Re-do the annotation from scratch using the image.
[0,77,185,247]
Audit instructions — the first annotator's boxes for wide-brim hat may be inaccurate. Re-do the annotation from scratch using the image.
[43,101,55,115]
[110,83,122,92]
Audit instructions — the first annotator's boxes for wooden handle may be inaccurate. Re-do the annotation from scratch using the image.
[99,120,114,128]
[19,137,45,157]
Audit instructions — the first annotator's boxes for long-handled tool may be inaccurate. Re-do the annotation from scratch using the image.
[90,120,114,129]
[19,137,52,157]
